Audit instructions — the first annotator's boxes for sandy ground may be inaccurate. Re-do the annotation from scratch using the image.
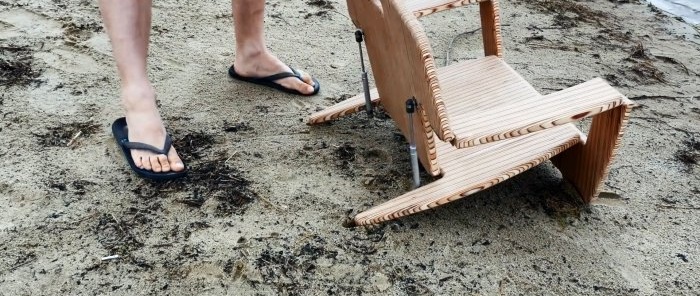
[0,0,699,295]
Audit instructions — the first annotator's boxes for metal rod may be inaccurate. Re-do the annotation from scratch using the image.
[356,29,373,118]
[406,97,420,188]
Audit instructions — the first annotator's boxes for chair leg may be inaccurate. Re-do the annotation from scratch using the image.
[552,104,632,202]
[479,0,503,57]
[352,176,455,226]
[306,89,381,125]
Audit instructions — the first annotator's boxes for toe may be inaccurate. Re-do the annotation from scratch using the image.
[158,154,170,172]
[132,152,144,169]
[168,147,185,172]
[150,156,162,173]
[283,76,314,95]
[298,70,315,86]
[141,155,153,171]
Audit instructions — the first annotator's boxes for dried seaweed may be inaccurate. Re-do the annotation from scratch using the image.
[518,0,611,28]
[675,139,700,168]
[0,46,41,87]
[35,120,100,147]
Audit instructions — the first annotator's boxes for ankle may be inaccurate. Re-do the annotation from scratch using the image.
[120,84,157,112]
[235,43,270,61]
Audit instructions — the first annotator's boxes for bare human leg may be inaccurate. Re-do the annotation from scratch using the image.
[99,0,184,173]
[231,0,317,95]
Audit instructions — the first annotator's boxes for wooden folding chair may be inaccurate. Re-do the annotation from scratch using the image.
[308,0,634,226]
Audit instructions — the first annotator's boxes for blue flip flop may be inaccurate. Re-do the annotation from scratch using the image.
[112,117,187,181]
[228,65,320,96]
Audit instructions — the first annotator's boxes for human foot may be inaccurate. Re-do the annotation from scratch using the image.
[121,86,185,174]
[232,49,319,95]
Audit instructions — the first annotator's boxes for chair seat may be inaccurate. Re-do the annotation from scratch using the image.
[438,56,629,148]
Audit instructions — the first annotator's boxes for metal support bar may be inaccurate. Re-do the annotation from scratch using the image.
[356,29,373,118]
[406,97,420,188]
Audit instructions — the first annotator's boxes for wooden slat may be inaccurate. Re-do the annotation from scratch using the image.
[479,0,503,57]
[404,0,503,57]
[353,124,583,226]
[306,88,380,125]
[434,56,629,148]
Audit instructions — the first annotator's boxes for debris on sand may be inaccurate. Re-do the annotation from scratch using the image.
[35,120,100,147]
[95,213,144,255]
[306,0,334,10]
[176,131,216,160]
[675,139,700,168]
[304,0,334,19]
[517,0,610,28]
[334,142,356,170]
[223,121,253,133]
[622,43,667,84]
[0,45,42,87]
[137,130,257,216]
[629,60,666,83]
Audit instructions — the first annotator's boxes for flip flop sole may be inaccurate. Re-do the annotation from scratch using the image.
[228,66,320,96]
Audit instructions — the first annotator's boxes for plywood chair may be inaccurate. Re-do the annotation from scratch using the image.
[308,0,634,226]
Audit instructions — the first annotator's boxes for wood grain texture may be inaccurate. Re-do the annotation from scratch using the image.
[389,0,455,143]
[552,103,632,202]
[306,88,381,125]
[434,57,629,148]
[479,0,503,57]
[312,0,635,225]
[348,0,443,176]
[353,124,583,226]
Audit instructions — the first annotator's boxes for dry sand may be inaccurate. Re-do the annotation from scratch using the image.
[1,0,699,295]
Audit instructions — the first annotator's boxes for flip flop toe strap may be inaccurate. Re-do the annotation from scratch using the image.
[122,134,173,155]
[260,70,302,81]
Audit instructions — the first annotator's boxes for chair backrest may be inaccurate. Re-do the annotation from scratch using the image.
[383,0,455,143]
[346,0,502,175]
[383,0,504,144]
[348,0,442,176]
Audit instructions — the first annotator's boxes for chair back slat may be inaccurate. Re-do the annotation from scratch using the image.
[383,0,455,142]
[348,0,442,175]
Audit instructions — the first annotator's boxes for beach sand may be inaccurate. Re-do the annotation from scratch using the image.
[1,0,699,294]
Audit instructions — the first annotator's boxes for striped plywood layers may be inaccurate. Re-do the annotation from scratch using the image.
[353,124,583,226]
[436,56,630,148]
[346,0,443,176]
[306,88,381,125]
[309,0,634,225]
[308,0,499,126]
[391,0,505,144]
[479,0,503,57]
[388,0,455,143]
[311,0,504,175]
[552,104,632,202]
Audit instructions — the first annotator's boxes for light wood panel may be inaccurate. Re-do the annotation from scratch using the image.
[353,124,583,226]
[552,103,632,202]
[390,0,455,143]
[436,57,629,148]
[479,0,503,57]
[348,0,443,176]
[306,88,381,125]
